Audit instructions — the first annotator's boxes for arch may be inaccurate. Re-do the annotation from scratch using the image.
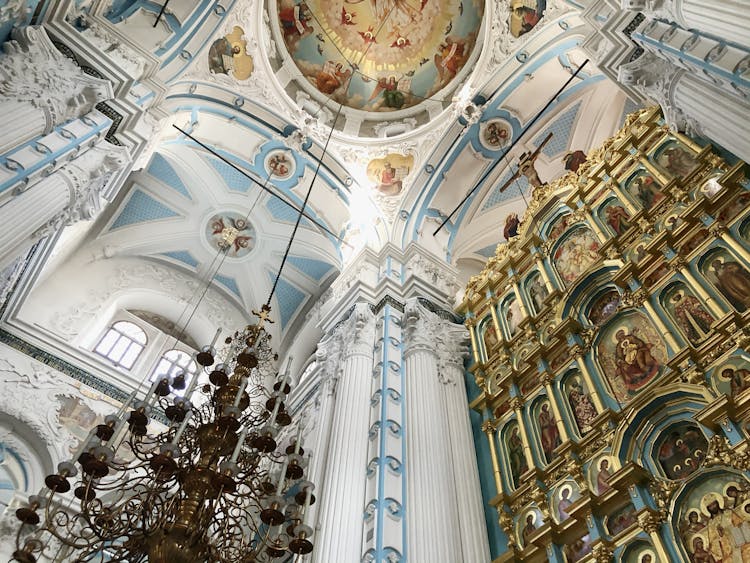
[499,294,521,340]
[523,270,548,316]
[94,320,147,369]
[0,414,55,505]
[500,419,527,491]
[610,384,715,464]
[560,370,599,437]
[597,196,633,237]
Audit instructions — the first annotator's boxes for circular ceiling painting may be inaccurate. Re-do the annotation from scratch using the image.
[276,0,485,112]
[206,212,256,258]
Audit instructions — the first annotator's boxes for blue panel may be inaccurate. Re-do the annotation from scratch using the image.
[287,255,335,281]
[208,157,253,193]
[265,198,312,227]
[160,250,199,268]
[214,274,242,298]
[147,153,192,199]
[267,272,306,329]
[532,100,583,158]
[476,244,498,258]
[481,169,531,212]
[110,189,180,230]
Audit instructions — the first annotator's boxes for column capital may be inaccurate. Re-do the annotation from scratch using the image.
[336,302,376,360]
[402,298,468,375]
[0,26,113,128]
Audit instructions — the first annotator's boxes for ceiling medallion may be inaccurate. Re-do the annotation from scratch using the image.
[264,149,296,180]
[479,118,512,150]
[275,0,484,112]
[207,212,256,257]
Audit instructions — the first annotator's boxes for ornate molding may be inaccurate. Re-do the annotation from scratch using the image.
[0,26,113,129]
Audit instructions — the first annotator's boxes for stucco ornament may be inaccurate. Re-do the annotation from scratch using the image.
[0,27,112,128]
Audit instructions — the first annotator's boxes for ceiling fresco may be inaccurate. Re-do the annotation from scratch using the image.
[275,0,485,112]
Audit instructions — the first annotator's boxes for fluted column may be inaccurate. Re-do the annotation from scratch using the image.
[314,304,375,563]
[403,299,461,563]
[0,139,129,270]
[672,72,750,164]
[438,326,491,563]
[675,0,750,47]
[0,26,112,155]
[304,335,343,556]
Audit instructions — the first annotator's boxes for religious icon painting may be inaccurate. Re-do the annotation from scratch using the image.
[551,481,580,523]
[479,119,512,150]
[517,507,543,547]
[676,473,750,563]
[508,0,546,38]
[598,198,632,236]
[562,374,598,435]
[501,297,522,339]
[717,192,750,224]
[207,26,254,80]
[504,420,528,489]
[701,248,750,312]
[587,289,621,326]
[603,503,638,536]
[563,531,592,563]
[264,150,295,180]
[620,543,657,563]
[624,170,665,211]
[534,398,561,463]
[365,153,413,197]
[654,423,707,480]
[661,283,716,346]
[655,140,698,179]
[589,455,616,496]
[525,272,548,315]
[552,227,600,286]
[480,316,500,362]
[596,311,667,403]
[712,357,750,399]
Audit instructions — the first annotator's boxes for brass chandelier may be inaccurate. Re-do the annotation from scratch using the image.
[11,305,316,562]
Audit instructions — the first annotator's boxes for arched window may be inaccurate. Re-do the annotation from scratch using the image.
[94,321,147,369]
[151,349,198,382]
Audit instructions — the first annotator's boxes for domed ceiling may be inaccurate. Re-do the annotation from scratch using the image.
[274,0,485,112]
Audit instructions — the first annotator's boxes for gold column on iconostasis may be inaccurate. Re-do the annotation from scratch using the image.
[626,282,682,351]
[637,511,672,562]
[580,204,609,244]
[541,373,570,444]
[574,350,606,414]
[482,419,504,495]
[606,180,640,216]
[670,256,726,318]
[637,151,670,187]
[489,298,503,342]
[533,254,555,294]
[510,397,537,472]
[712,223,750,265]
[509,274,530,319]
[467,318,481,365]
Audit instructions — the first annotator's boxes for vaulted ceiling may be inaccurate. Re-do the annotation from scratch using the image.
[12,0,639,377]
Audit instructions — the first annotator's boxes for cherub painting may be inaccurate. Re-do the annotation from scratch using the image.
[597,312,667,403]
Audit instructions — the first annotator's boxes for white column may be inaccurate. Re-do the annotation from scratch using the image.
[305,335,342,557]
[0,140,129,269]
[438,332,491,563]
[676,0,750,47]
[673,73,750,164]
[0,26,112,155]
[403,299,461,563]
[313,304,375,563]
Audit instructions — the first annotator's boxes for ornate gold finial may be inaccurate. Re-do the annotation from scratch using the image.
[253,304,274,327]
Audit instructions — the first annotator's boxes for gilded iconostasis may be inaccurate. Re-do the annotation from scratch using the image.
[460,107,750,562]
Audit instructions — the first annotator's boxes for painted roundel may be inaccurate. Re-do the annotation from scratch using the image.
[479,118,512,149]
[206,212,256,258]
[264,150,296,180]
[275,0,485,112]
